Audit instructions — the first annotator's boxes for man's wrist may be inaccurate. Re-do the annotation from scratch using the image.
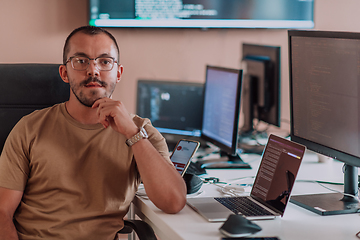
[125,127,140,139]
[125,127,148,146]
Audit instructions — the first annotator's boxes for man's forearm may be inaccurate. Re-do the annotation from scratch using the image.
[0,212,19,240]
[132,139,187,213]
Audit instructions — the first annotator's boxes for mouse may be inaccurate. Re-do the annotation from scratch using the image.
[219,214,262,238]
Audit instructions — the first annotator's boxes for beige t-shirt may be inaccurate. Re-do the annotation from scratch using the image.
[0,103,170,240]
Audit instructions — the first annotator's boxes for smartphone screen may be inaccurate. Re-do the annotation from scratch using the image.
[170,139,200,176]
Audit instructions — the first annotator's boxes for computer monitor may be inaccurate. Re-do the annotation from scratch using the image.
[240,43,281,136]
[199,65,250,169]
[89,0,314,29]
[288,30,360,215]
[136,80,204,149]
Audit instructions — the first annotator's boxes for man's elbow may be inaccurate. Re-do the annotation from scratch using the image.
[163,194,187,214]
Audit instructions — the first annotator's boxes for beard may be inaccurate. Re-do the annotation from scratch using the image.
[69,76,116,107]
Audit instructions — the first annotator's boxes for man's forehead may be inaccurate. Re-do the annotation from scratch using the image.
[68,32,117,56]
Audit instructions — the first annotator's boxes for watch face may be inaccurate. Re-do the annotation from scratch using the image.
[140,127,148,138]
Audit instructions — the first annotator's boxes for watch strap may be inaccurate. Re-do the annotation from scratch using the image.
[125,127,148,146]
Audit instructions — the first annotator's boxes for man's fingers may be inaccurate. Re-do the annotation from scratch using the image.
[92,97,110,109]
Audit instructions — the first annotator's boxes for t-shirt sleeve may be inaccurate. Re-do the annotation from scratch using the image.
[131,115,171,162]
[0,117,30,191]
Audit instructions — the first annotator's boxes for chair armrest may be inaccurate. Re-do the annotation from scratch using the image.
[117,219,157,240]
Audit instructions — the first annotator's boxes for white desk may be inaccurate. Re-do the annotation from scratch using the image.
[130,151,360,240]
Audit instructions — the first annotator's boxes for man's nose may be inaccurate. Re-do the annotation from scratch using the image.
[87,60,100,76]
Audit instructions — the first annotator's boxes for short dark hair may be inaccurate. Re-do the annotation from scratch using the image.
[62,26,120,64]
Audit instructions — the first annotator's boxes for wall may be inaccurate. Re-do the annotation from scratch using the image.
[1,0,360,132]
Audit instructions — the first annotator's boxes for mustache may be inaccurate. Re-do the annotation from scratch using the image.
[80,77,107,87]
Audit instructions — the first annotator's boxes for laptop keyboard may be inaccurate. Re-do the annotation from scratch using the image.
[215,197,274,216]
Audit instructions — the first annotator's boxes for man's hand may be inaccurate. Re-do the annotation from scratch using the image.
[93,98,187,213]
[92,98,138,138]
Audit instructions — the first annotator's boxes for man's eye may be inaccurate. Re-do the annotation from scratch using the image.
[77,59,87,64]
[99,58,112,65]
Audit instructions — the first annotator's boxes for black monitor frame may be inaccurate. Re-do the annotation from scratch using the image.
[241,43,281,135]
[136,79,204,149]
[88,0,314,29]
[199,65,250,169]
[288,30,360,215]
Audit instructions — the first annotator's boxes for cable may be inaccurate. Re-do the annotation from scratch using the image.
[201,176,255,197]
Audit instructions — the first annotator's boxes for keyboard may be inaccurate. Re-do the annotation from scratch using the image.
[215,196,274,217]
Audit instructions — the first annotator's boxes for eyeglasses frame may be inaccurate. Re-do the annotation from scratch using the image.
[64,55,118,71]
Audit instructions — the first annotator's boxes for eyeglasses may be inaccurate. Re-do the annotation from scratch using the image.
[65,56,118,71]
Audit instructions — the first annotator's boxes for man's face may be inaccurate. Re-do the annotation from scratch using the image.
[63,32,122,107]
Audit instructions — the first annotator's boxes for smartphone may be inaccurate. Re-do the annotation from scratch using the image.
[170,139,200,176]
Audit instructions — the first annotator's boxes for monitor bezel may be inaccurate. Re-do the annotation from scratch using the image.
[241,43,281,133]
[88,0,314,29]
[288,30,360,168]
[136,79,204,138]
[200,65,242,156]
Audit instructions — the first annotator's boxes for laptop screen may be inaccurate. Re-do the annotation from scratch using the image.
[251,134,306,214]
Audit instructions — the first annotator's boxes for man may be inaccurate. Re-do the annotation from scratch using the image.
[0,26,187,239]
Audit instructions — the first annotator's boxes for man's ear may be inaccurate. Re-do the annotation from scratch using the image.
[59,64,69,83]
[117,64,124,83]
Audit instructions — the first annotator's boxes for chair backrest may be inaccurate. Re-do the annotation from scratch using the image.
[0,64,70,151]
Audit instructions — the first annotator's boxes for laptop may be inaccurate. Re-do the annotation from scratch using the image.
[187,134,306,222]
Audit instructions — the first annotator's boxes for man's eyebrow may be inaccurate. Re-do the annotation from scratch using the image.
[97,53,116,59]
[72,52,115,59]
[71,52,89,58]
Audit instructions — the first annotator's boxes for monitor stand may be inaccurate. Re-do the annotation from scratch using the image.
[197,151,251,169]
[290,164,360,215]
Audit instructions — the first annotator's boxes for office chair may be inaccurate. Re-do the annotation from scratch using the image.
[0,64,157,240]
[0,64,70,151]
[117,219,157,240]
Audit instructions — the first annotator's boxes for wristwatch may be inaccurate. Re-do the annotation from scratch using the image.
[125,127,148,146]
